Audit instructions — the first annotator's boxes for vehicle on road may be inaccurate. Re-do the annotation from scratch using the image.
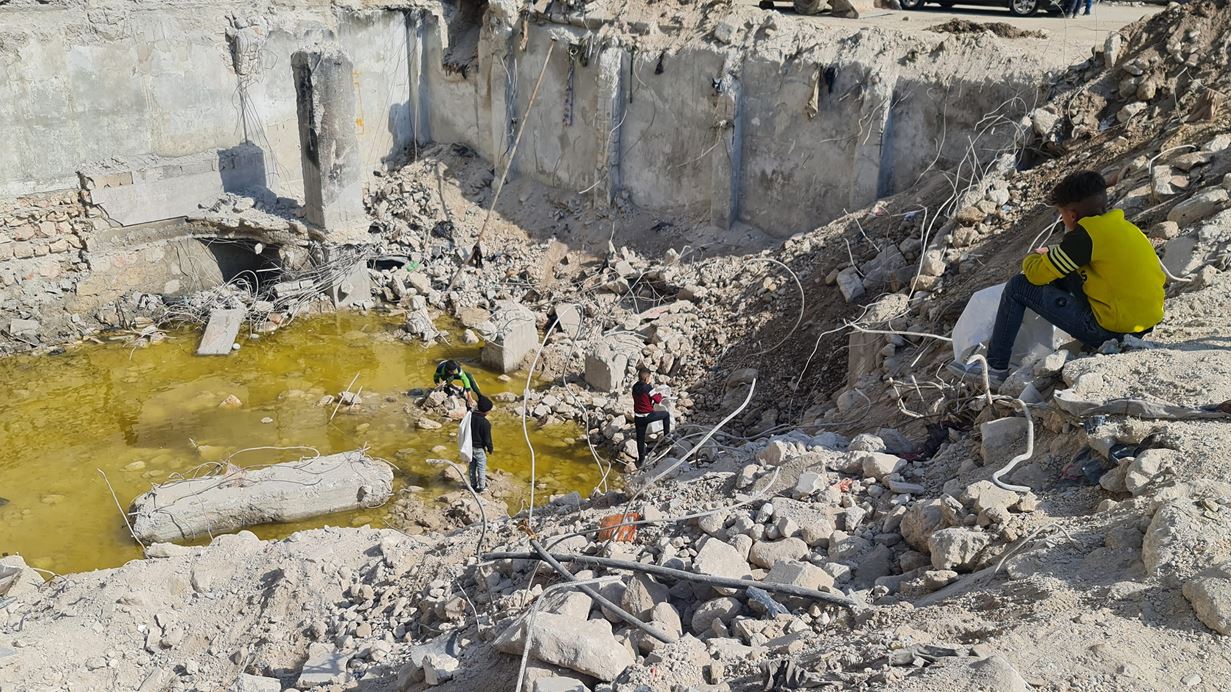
[769,0,1064,17]
[897,0,1063,16]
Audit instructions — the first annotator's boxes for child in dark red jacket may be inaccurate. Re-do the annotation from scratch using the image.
[631,368,671,465]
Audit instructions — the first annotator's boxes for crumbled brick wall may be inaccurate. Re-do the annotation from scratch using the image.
[0,189,100,288]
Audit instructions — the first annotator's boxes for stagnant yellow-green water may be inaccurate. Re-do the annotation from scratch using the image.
[0,313,600,575]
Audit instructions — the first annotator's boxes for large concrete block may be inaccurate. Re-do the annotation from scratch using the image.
[480,301,538,373]
[584,335,643,392]
[129,451,393,543]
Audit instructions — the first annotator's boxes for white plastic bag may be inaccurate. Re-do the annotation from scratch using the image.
[951,283,1070,367]
[457,410,474,464]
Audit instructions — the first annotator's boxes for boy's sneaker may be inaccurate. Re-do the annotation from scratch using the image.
[947,360,1009,388]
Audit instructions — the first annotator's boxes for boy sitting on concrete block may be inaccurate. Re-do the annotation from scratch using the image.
[951,170,1165,387]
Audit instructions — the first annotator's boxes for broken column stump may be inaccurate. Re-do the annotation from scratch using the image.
[292,49,366,239]
[480,301,538,373]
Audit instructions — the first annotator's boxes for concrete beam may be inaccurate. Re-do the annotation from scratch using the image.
[407,12,432,147]
[594,46,627,207]
[129,451,393,543]
[292,49,367,240]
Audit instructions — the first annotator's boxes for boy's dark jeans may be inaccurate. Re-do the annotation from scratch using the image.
[634,411,671,463]
[987,273,1120,371]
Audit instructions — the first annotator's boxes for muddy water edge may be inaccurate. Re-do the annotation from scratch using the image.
[0,313,602,574]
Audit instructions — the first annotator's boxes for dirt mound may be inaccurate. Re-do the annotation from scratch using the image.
[927,18,1047,40]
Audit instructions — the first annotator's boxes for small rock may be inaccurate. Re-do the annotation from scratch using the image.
[218,394,243,409]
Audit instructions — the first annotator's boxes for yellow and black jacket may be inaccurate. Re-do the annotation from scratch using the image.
[1021,209,1164,334]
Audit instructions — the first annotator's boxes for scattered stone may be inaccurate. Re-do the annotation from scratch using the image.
[748,537,808,569]
[929,528,992,572]
[1184,561,1231,635]
[859,452,905,479]
[493,612,633,681]
[1168,188,1230,226]
[765,560,834,591]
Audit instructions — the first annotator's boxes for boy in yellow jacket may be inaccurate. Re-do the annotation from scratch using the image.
[951,170,1164,386]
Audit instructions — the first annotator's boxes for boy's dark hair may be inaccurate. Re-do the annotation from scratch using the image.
[1048,170,1108,216]
[637,367,652,378]
[476,395,493,413]
[442,360,460,374]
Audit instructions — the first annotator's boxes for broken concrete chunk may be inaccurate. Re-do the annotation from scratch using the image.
[690,596,742,634]
[129,451,393,543]
[962,480,1019,514]
[771,498,839,547]
[979,417,1029,466]
[493,612,633,681]
[693,537,753,582]
[928,527,992,572]
[859,452,905,479]
[756,440,795,466]
[0,555,43,600]
[481,301,538,373]
[423,652,459,685]
[532,677,591,692]
[1125,448,1174,495]
[196,308,244,356]
[1184,561,1231,635]
[1168,188,1230,226]
[236,674,281,692]
[748,537,808,570]
[764,559,834,591]
[835,267,865,302]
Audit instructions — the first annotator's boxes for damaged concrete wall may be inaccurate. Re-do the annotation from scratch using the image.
[1,5,1038,240]
[0,7,414,222]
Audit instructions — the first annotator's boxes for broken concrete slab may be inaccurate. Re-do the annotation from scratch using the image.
[129,451,393,543]
[297,642,351,687]
[554,303,584,339]
[196,308,244,356]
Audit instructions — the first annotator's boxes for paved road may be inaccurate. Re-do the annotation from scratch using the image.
[744,1,1163,64]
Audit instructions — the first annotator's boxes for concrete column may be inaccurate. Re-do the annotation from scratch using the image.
[594,46,627,207]
[849,70,895,211]
[292,48,366,239]
[484,24,516,171]
[407,11,432,147]
[710,74,743,230]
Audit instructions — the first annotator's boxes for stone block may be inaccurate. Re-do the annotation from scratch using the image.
[481,301,538,373]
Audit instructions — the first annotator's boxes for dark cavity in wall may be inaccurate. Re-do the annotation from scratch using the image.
[442,0,488,76]
[198,238,284,291]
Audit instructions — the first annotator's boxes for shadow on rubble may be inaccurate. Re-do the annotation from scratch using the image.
[217,143,307,223]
